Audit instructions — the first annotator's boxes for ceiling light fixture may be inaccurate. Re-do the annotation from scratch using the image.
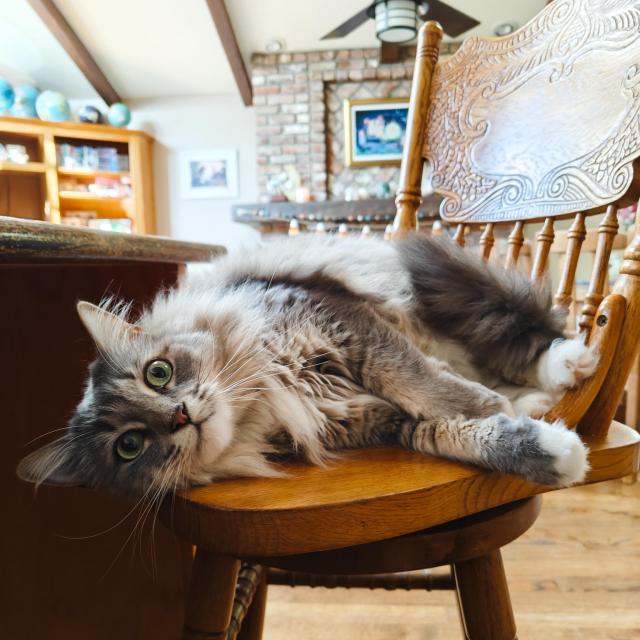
[265,38,285,53]
[367,0,419,44]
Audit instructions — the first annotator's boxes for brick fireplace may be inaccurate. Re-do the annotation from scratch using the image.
[251,43,459,203]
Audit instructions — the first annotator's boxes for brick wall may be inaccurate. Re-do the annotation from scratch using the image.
[251,44,459,202]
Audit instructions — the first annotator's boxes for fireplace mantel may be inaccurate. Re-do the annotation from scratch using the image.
[232,194,442,234]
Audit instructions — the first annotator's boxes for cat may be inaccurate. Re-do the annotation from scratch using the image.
[17,234,598,499]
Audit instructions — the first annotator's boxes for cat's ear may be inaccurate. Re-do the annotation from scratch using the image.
[77,301,142,353]
[16,437,85,488]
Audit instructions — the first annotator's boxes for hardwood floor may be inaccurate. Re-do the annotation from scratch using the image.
[262,480,640,639]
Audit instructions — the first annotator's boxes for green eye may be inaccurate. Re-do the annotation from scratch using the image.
[145,359,173,388]
[115,431,144,461]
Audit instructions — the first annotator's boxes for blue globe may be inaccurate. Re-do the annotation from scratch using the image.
[0,78,15,112]
[107,102,131,127]
[35,90,71,122]
[11,84,39,118]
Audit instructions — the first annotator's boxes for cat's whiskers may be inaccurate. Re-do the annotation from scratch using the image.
[147,456,181,576]
[62,468,159,541]
[211,309,315,390]
[215,337,316,392]
[219,352,334,397]
[169,447,192,519]
[212,329,284,389]
[24,426,74,447]
[198,303,319,399]
[134,456,178,577]
[98,460,172,581]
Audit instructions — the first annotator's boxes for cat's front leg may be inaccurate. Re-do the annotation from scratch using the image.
[397,413,589,487]
[350,309,516,421]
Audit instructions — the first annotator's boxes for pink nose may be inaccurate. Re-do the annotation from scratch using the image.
[174,403,190,427]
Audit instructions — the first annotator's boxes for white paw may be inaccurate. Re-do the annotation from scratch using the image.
[537,338,599,392]
[513,391,555,418]
[536,420,590,486]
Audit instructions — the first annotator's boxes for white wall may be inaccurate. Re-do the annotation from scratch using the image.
[128,94,260,249]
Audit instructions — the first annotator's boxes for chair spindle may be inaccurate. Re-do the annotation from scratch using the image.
[453,223,466,247]
[479,223,495,261]
[504,221,525,269]
[553,213,587,311]
[531,218,555,281]
[578,205,620,335]
[393,22,443,237]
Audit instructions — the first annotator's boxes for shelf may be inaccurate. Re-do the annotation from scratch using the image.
[57,168,130,179]
[0,161,47,174]
[59,190,134,219]
[59,191,130,201]
[1,116,155,233]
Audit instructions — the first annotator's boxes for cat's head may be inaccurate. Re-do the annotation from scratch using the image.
[17,301,236,496]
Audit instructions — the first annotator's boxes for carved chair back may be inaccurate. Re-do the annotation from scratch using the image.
[394,0,640,439]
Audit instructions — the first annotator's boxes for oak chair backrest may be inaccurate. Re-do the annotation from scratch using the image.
[394,0,640,440]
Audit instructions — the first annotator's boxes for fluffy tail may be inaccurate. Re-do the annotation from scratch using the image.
[397,235,565,383]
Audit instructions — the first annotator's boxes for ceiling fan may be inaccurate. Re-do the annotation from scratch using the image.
[321,0,480,63]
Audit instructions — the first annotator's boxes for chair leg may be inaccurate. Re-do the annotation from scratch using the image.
[183,547,240,640]
[237,569,268,640]
[453,550,517,640]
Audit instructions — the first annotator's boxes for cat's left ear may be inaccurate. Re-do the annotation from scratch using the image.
[77,301,142,354]
[16,437,86,488]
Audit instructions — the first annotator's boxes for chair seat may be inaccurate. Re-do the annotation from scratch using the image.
[165,422,640,558]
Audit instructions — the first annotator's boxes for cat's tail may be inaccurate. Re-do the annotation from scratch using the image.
[396,413,589,486]
[397,235,566,383]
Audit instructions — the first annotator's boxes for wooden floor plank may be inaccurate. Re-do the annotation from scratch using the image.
[263,480,640,639]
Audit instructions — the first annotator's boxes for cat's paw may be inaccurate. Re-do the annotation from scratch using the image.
[533,420,590,486]
[492,415,589,486]
[537,338,599,392]
[513,391,555,418]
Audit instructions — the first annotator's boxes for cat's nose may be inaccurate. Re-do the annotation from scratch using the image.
[172,403,190,432]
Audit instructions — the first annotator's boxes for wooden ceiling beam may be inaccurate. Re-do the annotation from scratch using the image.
[27,0,121,105]
[204,0,253,106]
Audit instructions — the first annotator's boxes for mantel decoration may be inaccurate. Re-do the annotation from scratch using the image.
[180,148,239,199]
[344,97,409,167]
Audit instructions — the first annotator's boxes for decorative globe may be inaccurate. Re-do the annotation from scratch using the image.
[107,102,131,127]
[35,90,71,122]
[11,85,39,118]
[77,105,102,124]
[0,78,15,112]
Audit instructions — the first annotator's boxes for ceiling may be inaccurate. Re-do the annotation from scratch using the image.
[0,0,548,103]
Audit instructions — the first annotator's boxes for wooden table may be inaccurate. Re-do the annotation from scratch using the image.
[0,218,223,640]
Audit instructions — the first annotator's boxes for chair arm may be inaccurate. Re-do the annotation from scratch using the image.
[545,294,625,433]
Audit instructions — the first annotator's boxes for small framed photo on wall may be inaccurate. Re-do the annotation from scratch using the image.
[344,97,409,167]
[180,148,238,199]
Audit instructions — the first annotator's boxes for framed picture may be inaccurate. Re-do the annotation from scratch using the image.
[344,97,410,167]
[179,148,238,199]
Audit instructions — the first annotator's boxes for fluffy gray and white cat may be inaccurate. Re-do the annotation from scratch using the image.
[18,235,597,498]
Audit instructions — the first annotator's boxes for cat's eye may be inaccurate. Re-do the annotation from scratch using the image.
[115,431,144,462]
[145,359,173,389]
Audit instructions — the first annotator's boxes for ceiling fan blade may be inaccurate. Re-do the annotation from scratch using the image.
[321,6,371,39]
[422,0,480,37]
[379,42,404,64]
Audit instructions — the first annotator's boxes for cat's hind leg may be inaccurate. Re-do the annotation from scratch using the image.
[535,337,599,393]
[495,338,599,418]
[396,413,589,486]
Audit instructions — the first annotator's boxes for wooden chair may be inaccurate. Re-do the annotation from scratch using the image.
[163,2,640,638]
